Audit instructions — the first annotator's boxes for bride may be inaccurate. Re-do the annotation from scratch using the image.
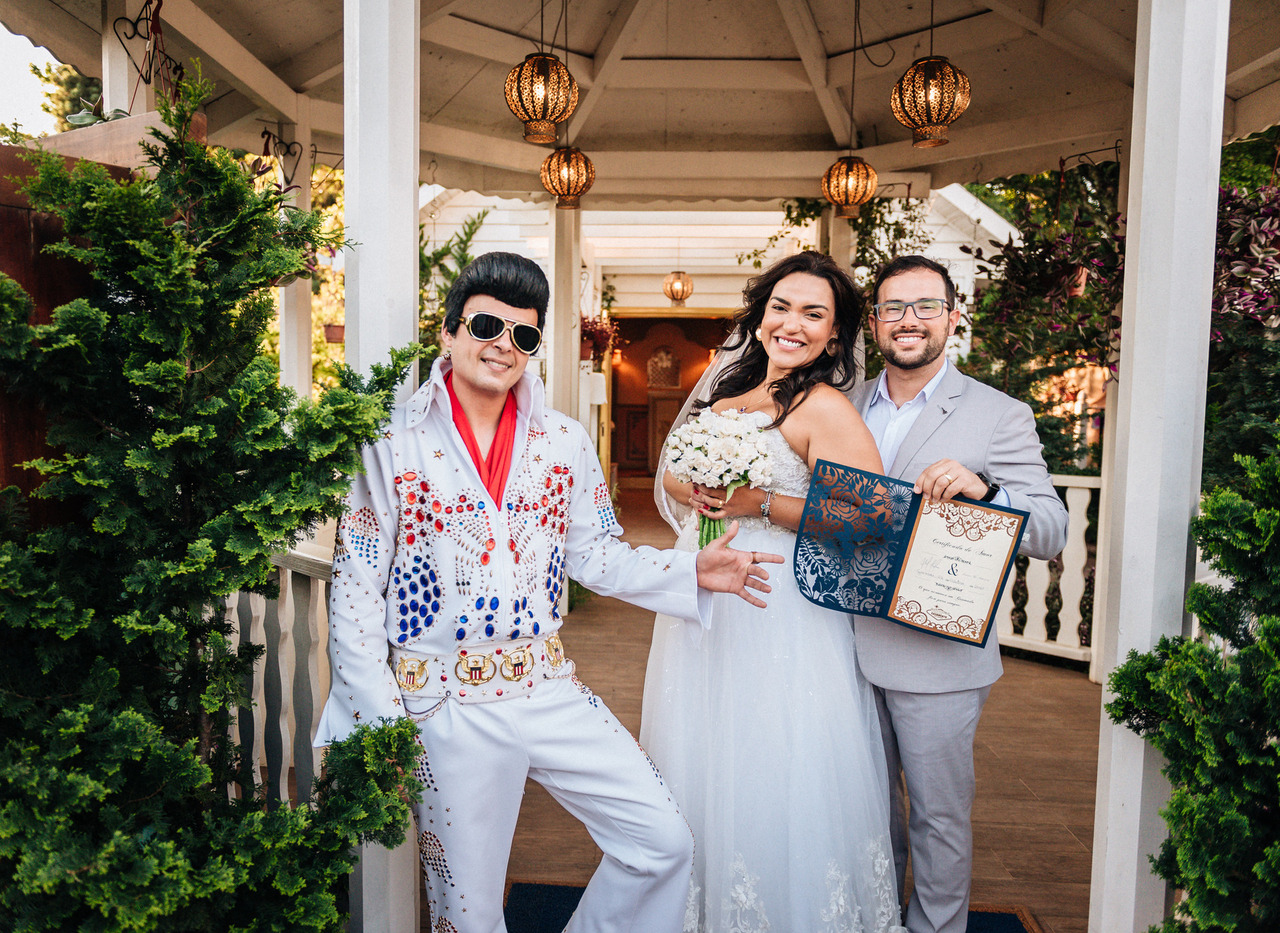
[641,251,906,933]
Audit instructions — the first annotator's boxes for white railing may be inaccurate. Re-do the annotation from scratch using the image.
[225,527,419,933]
[995,474,1100,663]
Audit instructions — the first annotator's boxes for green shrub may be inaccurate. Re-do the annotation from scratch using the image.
[1107,438,1280,932]
[0,76,420,931]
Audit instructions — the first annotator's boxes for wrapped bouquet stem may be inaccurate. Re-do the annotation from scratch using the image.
[664,407,773,548]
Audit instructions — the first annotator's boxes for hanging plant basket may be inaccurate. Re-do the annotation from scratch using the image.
[323,324,345,344]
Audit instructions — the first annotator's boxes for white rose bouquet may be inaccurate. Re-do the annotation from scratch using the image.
[664,407,773,547]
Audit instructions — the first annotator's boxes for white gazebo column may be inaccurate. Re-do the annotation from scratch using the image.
[278,99,313,397]
[1089,1,1230,931]
[546,204,582,418]
[101,0,154,114]
[344,0,421,399]
[342,3,421,931]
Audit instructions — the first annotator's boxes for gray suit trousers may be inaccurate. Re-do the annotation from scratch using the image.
[875,685,991,933]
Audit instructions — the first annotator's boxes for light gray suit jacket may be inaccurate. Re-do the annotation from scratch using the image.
[849,365,1070,693]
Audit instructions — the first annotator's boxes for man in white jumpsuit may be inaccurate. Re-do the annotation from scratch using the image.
[315,252,780,933]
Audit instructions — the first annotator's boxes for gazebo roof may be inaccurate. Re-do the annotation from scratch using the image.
[4,0,1279,205]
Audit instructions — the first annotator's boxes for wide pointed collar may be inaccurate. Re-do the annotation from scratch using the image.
[403,356,547,432]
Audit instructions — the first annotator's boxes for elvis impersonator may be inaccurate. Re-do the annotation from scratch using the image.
[314,252,782,933]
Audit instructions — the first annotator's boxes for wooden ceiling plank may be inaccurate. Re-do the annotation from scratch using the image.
[567,0,656,142]
[423,0,469,28]
[826,13,1026,87]
[422,16,595,85]
[612,59,811,91]
[983,1,1134,84]
[774,0,852,146]
[161,0,297,121]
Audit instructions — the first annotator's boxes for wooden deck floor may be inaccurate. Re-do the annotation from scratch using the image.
[474,489,1101,933]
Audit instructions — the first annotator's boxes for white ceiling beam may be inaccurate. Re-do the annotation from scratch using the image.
[275,32,344,92]
[161,0,297,122]
[567,0,656,142]
[422,16,594,83]
[1228,77,1280,142]
[0,0,100,79]
[311,98,344,136]
[983,1,1134,84]
[1225,34,1280,89]
[827,14,1025,86]
[775,0,852,146]
[421,121,549,173]
[415,93,1123,183]
[884,97,1128,171]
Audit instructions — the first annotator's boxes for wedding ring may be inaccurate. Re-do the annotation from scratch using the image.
[943,473,954,483]
[750,552,758,564]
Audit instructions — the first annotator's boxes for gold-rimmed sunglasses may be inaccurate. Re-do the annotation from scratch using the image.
[463,311,543,354]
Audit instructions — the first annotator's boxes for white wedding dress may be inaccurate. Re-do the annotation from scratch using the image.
[641,411,906,933]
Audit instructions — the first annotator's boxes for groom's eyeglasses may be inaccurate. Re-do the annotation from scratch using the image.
[463,311,543,354]
[872,298,950,322]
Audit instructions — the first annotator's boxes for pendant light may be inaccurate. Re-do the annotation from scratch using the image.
[822,0,878,218]
[890,0,971,147]
[541,145,594,209]
[535,1,594,208]
[505,0,579,143]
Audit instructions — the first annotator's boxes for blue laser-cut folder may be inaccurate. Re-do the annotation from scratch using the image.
[794,460,1028,647]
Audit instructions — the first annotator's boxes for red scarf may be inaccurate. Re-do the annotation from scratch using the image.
[445,372,519,506]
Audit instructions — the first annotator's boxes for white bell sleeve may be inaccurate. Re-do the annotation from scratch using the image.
[562,419,711,627]
[313,435,405,746]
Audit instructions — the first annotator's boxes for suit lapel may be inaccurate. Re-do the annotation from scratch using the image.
[889,366,965,477]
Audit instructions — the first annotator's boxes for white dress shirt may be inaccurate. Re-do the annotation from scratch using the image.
[863,361,1011,507]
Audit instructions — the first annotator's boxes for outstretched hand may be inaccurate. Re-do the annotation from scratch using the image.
[694,520,783,608]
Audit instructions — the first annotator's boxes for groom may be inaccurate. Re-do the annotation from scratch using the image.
[849,255,1069,933]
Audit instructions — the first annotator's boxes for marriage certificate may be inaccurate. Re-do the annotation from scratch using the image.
[793,460,1028,647]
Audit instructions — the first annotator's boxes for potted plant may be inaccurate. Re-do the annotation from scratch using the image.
[580,313,621,367]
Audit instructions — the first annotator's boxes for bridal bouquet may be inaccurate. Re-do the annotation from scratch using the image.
[665,407,773,547]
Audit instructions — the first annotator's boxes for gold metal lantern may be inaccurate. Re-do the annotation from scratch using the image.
[890,55,971,148]
[822,156,878,218]
[541,146,594,209]
[505,52,579,144]
[662,271,694,306]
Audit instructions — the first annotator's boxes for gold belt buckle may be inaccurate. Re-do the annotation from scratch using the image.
[395,656,429,692]
[455,650,496,685]
[544,633,565,669]
[500,645,535,681]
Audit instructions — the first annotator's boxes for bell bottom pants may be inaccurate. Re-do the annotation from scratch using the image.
[411,674,694,933]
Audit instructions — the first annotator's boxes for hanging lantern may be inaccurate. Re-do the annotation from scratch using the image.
[505,52,579,144]
[541,146,594,209]
[663,271,694,306]
[821,156,878,218]
[890,55,970,148]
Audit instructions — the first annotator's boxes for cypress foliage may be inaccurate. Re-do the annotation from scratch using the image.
[0,77,421,931]
[1107,444,1280,932]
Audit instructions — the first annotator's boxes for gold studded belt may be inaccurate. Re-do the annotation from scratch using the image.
[389,632,572,704]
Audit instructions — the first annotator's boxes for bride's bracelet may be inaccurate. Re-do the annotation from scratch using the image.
[760,490,773,523]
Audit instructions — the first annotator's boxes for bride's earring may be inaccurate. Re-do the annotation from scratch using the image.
[826,339,839,356]
[754,327,763,341]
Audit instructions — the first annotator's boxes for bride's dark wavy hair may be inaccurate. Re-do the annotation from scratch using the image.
[696,250,864,428]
